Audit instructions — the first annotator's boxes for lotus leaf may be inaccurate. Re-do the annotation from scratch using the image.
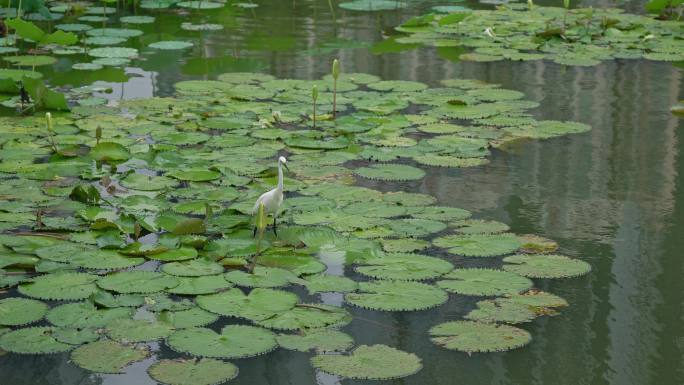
[277,329,353,352]
[97,271,179,293]
[433,233,521,257]
[167,275,232,295]
[311,344,421,379]
[157,307,218,329]
[0,298,48,326]
[345,280,448,311]
[18,272,99,300]
[46,301,133,328]
[149,41,194,50]
[256,303,352,330]
[71,340,149,373]
[168,325,276,358]
[0,327,72,354]
[52,327,100,345]
[355,253,453,280]
[437,268,533,296]
[162,258,224,277]
[106,319,174,342]
[430,320,532,353]
[452,219,510,234]
[301,274,358,294]
[502,254,591,278]
[148,359,239,385]
[196,288,298,320]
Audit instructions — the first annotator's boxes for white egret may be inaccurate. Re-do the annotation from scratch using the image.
[252,156,289,237]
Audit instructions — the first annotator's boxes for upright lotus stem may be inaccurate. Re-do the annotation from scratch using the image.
[312,85,318,128]
[332,58,340,120]
[96,126,102,145]
[563,0,570,29]
[45,112,57,152]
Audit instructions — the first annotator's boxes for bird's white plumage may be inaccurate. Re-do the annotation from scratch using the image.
[252,156,287,216]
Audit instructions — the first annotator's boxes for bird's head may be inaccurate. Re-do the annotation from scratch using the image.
[278,156,290,171]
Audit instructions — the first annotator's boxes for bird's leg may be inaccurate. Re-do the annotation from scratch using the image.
[272,216,278,237]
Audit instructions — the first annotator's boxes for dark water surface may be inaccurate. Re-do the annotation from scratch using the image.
[1,1,683,384]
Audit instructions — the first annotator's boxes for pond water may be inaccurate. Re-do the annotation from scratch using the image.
[1,1,683,385]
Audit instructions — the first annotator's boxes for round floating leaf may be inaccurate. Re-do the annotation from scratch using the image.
[504,291,568,308]
[367,80,427,92]
[167,169,220,182]
[88,47,139,58]
[149,41,194,50]
[311,344,421,380]
[148,359,239,385]
[256,304,352,330]
[381,238,430,253]
[162,258,224,277]
[120,172,176,191]
[433,233,521,257]
[224,267,297,288]
[0,327,72,354]
[149,247,198,262]
[97,271,179,293]
[167,325,276,358]
[345,280,448,311]
[413,206,471,221]
[355,253,453,281]
[46,302,133,328]
[465,299,536,324]
[502,254,591,278]
[71,340,150,373]
[18,272,99,300]
[90,142,131,161]
[120,16,155,24]
[73,62,103,70]
[452,219,510,234]
[256,253,326,275]
[167,275,233,295]
[197,288,297,321]
[5,55,56,66]
[157,307,218,329]
[106,319,174,342]
[0,298,48,326]
[177,1,224,8]
[278,329,353,352]
[436,268,532,296]
[52,327,100,345]
[71,249,144,270]
[301,274,358,294]
[355,164,425,181]
[429,321,531,353]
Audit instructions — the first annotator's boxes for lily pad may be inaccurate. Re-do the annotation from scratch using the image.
[354,164,425,181]
[106,319,174,342]
[345,280,448,311]
[71,340,150,373]
[196,288,298,321]
[0,326,72,354]
[19,272,99,300]
[149,41,194,50]
[502,254,591,278]
[436,268,533,296]
[277,329,354,352]
[0,298,48,326]
[97,271,179,293]
[167,325,276,358]
[148,359,239,385]
[433,233,522,257]
[429,321,531,353]
[355,253,453,280]
[256,304,352,330]
[311,344,421,380]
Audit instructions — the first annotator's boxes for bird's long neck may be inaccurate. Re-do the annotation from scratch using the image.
[277,161,284,192]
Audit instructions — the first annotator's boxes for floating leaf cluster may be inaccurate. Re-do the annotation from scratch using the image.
[0,71,592,382]
[395,6,684,65]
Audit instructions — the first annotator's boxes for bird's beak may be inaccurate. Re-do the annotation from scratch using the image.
[283,163,290,172]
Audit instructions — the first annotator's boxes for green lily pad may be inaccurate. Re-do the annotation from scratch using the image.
[256,304,352,330]
[46,301,132,328]
[465,298,537,324]
[433,233,522,257]
[224,267,297,288]
[339,1,407,11]
[167,275,233,295]
[106,319,174,342]
[311,344,421,380]
[0,326,72,354]
[88,47,139,58]
[162,258,224,277]
[277,329,354,352]
[167,325,276,358]
[196,288,298,321]
[436,268,533,296]
[0,298,48,326]
[355,164,425,181]
[300,274,358,294]
[502,254,591,278]
[97,271,179,293]
[120,172,176,191]
[355,253,453,280]
[71,340,150,373]
[148,359,239,385]
[18,272,99,300]
[5,55,56,67]
[429,321,531,353]
[149,41,194,50]
[345,280,448,311]
[157,307,218,329]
